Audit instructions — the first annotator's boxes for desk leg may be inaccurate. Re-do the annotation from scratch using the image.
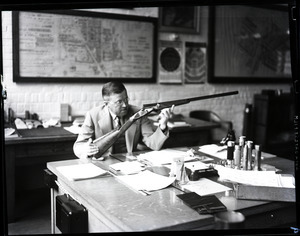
[50,188,55,234]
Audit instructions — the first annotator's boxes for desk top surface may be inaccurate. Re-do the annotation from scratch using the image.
[47,148,295,232]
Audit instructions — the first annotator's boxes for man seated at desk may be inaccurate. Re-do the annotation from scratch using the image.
[73,81,174,159]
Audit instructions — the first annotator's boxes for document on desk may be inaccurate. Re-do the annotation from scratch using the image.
[137,149,195,166]
[116,170,176,193]
[182,178,232,196]
[214,165,295,188]
[198,144,227,159]
[109,161,145,175]
[57,163,107,181]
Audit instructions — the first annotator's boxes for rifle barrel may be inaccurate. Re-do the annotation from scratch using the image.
[143,91,238,109]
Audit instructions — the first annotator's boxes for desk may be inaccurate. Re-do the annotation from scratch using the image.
[47,148,296,232]
[4,118,217,223]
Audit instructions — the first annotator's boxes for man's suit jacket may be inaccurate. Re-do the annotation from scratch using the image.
[73,104,169,158]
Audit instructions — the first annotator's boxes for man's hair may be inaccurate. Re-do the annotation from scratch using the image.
[102,81,126,98]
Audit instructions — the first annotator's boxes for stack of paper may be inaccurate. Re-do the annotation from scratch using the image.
[214,164,295,188]
[57,163,107,181]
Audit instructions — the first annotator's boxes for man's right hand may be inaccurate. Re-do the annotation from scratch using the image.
[83,138,99,157]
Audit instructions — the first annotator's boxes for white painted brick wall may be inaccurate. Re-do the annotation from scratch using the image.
[2,8,292,138]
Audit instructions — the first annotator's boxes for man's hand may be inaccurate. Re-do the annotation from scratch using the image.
[158,105,175,131]
[82,138,99,157]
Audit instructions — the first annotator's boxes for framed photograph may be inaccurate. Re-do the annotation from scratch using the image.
[12,10,157,83]
[185,42,207,84]
[159,6,200,34]
[208,5,292,83]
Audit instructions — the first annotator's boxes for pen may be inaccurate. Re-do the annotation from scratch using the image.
[216,147,227,153]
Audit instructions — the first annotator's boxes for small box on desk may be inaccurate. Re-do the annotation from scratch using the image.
[56,194,88,233]
[234,184,295,202]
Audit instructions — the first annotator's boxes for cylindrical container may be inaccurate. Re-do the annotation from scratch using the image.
[239,136,246,145]
[239,136,246,168]
[234,145,241,169]
[214,211,245,229]
[227,141,235,160]
[242,145,248,170]
[247,141,253,170]
[254,145,262,171]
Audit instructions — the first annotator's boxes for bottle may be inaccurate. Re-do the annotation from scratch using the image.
[242,144,248,170]
[234,145,241,169]
[239,136,246,169]
[227,141,235,168]
[247,141,253,170]
[254,145,262,171]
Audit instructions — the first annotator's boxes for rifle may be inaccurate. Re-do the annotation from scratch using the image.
[142,91,239,110]
[92,90,238,158]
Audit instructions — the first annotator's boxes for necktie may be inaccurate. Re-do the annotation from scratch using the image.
[114,116,121,129]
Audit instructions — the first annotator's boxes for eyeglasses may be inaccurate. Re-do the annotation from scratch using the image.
[111,97,129,106]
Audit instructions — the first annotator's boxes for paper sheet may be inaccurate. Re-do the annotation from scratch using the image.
[214,164,295,188]
[116,170,176,192]
[184,161,211,171]
[198,144,227,159]
[182,178,232,196]
[64,125,82,134]
[137,149,196,165]
[57,163,107,181]
[109,161,145,175]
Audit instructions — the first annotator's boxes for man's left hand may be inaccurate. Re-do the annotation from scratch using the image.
[158,105,175,131]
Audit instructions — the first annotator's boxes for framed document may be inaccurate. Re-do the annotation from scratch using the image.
[158,40,183,84]
[13,10,157,83]
[159,6,200,34]
[184,42,207,84]
[208,5,292,83]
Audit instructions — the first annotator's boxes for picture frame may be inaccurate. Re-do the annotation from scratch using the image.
[208,5,292,83]
[159,6,200,34]
[12,10,157,83]
[184,42,207,84]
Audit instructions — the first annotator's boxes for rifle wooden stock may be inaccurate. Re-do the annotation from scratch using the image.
[92,117,135,157]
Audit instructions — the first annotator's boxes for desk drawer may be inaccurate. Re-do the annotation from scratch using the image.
[15,141,74,158]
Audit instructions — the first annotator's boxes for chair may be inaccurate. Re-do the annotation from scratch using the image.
[189,110,234,144]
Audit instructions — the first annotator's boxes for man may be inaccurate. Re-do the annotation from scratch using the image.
[73,81,173,159]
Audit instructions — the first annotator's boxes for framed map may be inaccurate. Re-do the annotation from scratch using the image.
[12,10,157,83]
[208,5,292,83]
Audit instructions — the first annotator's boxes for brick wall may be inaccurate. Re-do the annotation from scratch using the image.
[2,8,292,138]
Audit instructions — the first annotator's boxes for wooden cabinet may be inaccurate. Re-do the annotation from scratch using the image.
[253,92,295,159]
[5,128,77,222]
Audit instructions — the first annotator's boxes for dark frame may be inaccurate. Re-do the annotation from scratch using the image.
[208,5,292,83]
[12,10,157,83]
[159,6,200,34]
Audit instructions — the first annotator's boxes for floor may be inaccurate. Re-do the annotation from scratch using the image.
[7,204,51,235]
[7,189,52,235]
